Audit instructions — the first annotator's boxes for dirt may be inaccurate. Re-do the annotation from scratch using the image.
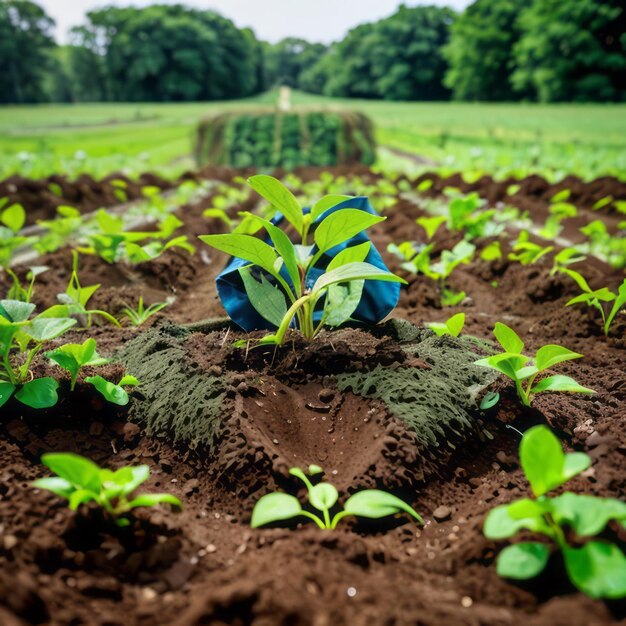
[0,167,625,626]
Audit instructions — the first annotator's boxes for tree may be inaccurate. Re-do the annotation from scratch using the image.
[0,0,56,103]
[310,4,455,101]
[263,38,327,90]
[512,0,626,102]
[443,0,526,101]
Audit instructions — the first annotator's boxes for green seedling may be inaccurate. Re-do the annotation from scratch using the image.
[84,374,139,406]
[35,205,83,254]
[0,300,76,409]
[447,192,497,238]
[4,266,48,303]
[475,322,594,407]
[416,215,446,240]
[550,248,586,276]
[33,452,182,527]
[119,296,170,326]
[251,465,423,530]
[0,201,30,267]
[200,175,405,346]
[592,196,613,211]
[480,241,502,261]
[124,235,195,264]
[46,338,109,390]
[579,220,626,270]
[427,312,465,337]
[509,231,553,265]
[563,269,626,336]
[484,425,626,599]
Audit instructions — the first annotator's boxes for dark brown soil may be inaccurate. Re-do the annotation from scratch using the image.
[0,167,625,626]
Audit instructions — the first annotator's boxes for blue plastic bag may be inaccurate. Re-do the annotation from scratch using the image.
[215,196,400,331]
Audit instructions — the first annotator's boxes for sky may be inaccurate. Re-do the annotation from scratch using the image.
[41,0,471,44]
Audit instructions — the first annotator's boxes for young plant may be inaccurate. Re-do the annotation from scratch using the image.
[475,322,594,407]
[508,231,553,266]
[119,296,170,326]
[46,338,109,390]
[563,269,626,336]
[0,300,76,409]
[0,200,31,267]
[251,465,423,530]
[200,175,405,346]
[484,425,626,599]
[549,248,586,276]
[4,266,48,303]
[427,312,465,337]
[33,452,182,526]
[35,205,83,254]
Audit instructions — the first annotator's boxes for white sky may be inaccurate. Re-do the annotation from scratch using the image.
[41,0,471,44]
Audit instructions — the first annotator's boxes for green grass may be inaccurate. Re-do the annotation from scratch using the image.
[1,91,625,181]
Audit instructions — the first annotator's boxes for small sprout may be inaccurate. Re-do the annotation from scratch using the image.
[32,452,182,526]
[427,312,465,337]
[484,425,626,599]
[416,215,446,240]
[480,391,500,410]
[46,338,109,390]
[119,296,170,326]
[508,231,553,265]
[480,241,502,262]
[591,196,613,211]
[475,322,594,407]
[251,465,423,530]
[4,266,48,303]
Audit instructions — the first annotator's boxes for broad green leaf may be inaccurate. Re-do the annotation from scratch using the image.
[15,377,59,409]
[531,375,595,396]
[85,375,129,406]
[239,267,287,328]
[32,476,74,499]
[326,241,371,272]
[0,381,15,408]
[28,317,76,341]
[496,543,550,580]
[483,503,551,539]
[475,353,527,381]
[251,492,303,528]
[416,215,446,240]
[1,204,25,232]
[119,375,140,386]
[41,452,101,492]
[343,489,423,523]
[563,542,626,599]
[446,312,465,336]
[248,175,303,232]
[314,209,385,255]
[127,493,182,510]
[479,391,500,409]
[520,425,591,497]
[325,280,364,327]
[551,493,626,536]
[535,345,583,371]
[313,262,405,294]
[515,365,539,380]
[0,300,35,323]
[310,195,352,221]
[69,489,99,510]
[198,233,278,278]
[494,322,524,354]
[309,483,339,512]
[96,209,124,234]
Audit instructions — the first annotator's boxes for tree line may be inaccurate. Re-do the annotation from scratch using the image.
[1,0,625,105]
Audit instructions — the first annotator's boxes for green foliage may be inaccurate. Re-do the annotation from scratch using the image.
[34,205,83,254]
[475,322,594,407]
[263,38,327,91]
[4,266,47,302]
[119,296,170,327]
[578,220,626,269]
[251,465,423,530]
[427,312,465,337]
[563,269,626,336]
[46,337,108,390]
[484,425,626,599]
[33,453,182,526]
[508,231,553,265]
[200,176,405,346]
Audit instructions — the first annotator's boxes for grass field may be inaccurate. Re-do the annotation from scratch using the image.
[1,91,625,181]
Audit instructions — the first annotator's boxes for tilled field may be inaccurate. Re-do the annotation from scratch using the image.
[0,167,625,626]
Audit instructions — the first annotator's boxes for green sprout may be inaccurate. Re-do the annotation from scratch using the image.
[475,322,594,407]
[200,175,405,346]
[508,231,553,266]
[119,296,170,326]
[427,312,465,337]
[484,425,626,599]
[33,453,182,527]
[251,465,423,530]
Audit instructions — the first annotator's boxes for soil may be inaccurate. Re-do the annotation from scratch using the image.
[0,167,625,626]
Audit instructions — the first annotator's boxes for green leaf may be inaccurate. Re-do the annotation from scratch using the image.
[326,241,371,271]
[41,452,102,492]
[416,215,446,240]
[127,493,182,510]
[0,299,35,323]
[198,233,278,278]
[343,489,423,523]
[314,209,385,255]
[493,322,524,354]
[535,345,583,371]
[530,375,595,396]
[483,502,551,539]
[428,312,465,337]
[551,493,626,536]
[239,267,287,328]
[520,425,591,497]
[0,381,15,408]
[325,280,364,327]
[28,317,76,341]
[247,175,303,233]
[563,542,626,599]
[85,375,129,406]
[251,492,303,528]
[480,391,500,410]
[605,279,626,334]
[496,543,550,580]
[475,353,527,381]
[313,262,405,294]
[119,374,140,386]
[69,489,99,510]
[309,483,339,512]
[15,377,59,409]
[311,195,353,221]
[32,476,74,499]
[1,204,25,232]
[116,465,150,496]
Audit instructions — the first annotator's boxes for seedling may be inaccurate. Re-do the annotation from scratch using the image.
[475,322,594,407]
[508,231,553,265]
[427,312,465,337]
[0,201,30,267]
[35,205,83,254]
[4,266,48,303]
[200,176,405,346]
[46,338,109,390]
[119,296,170,326]
[33,452,182,526]
[563,269,626,336]
[484,425,626,599]
[0,300,76,409]
[416,215,446,240]
[251,465,423,530]
[550,248,586,276]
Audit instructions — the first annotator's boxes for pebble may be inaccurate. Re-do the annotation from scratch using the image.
[432,506,452,522]
[3,535,17,550]
[318,388,335,403]
[183,479,200,495]
[461,596,473,608]
[206,544,217,553]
